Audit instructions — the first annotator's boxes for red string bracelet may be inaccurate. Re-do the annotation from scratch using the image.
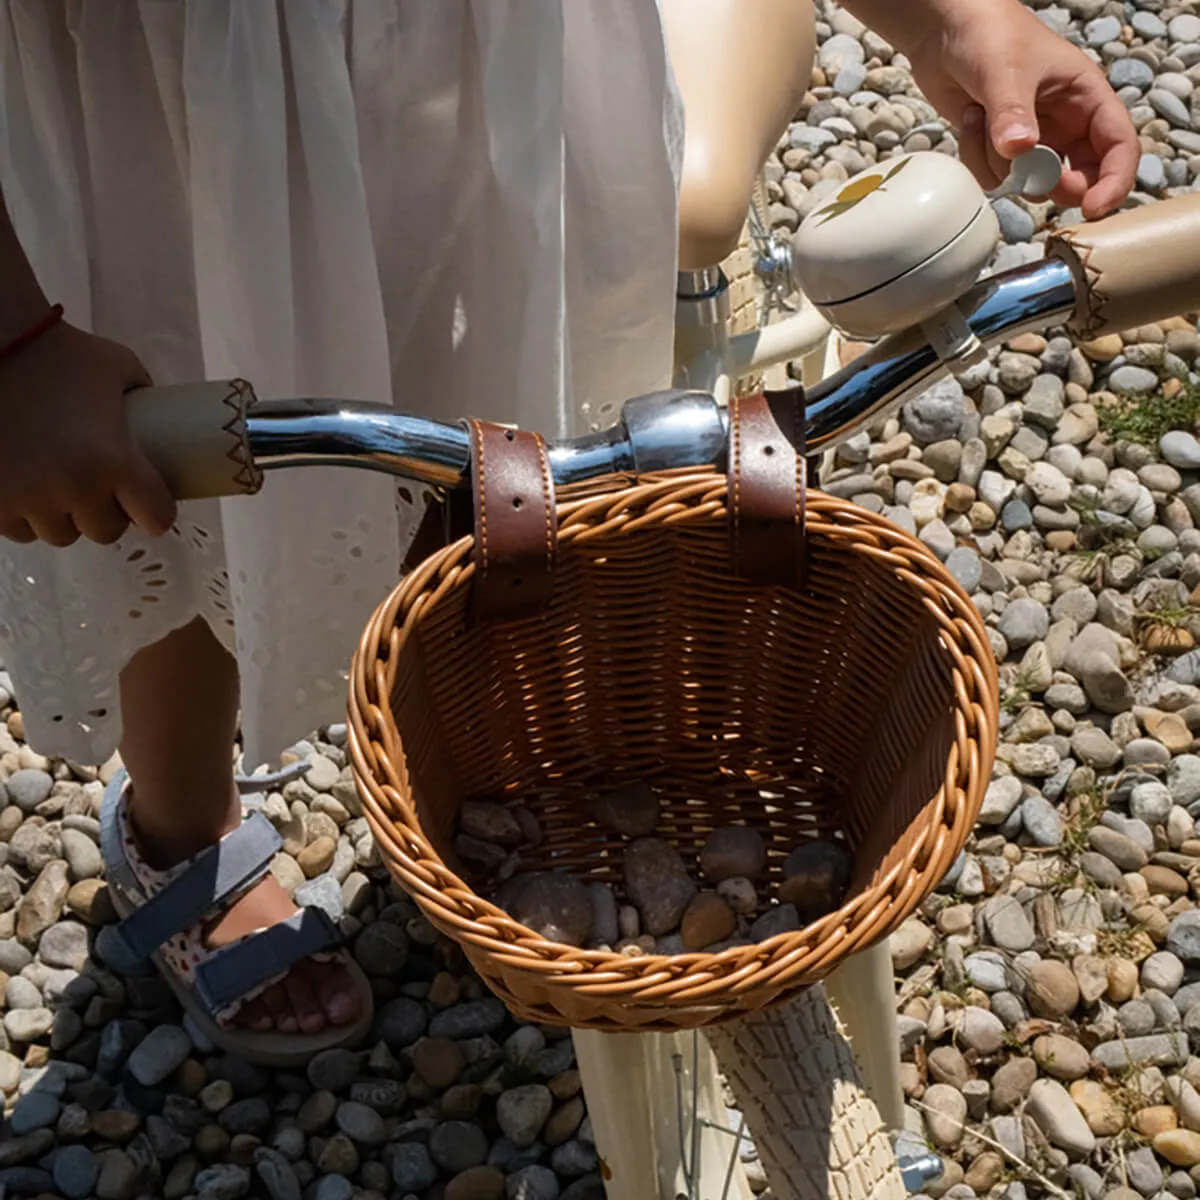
[0,304,64,363]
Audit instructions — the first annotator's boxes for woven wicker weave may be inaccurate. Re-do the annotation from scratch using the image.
[349,470,998,1032]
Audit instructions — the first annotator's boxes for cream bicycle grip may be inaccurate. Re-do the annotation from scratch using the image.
[124,379,262,500]
[1046,193,1200,340]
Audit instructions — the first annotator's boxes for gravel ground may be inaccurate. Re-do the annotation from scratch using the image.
[3,1,1200,1198]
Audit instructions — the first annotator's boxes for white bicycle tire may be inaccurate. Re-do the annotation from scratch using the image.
[706,985,908,1200]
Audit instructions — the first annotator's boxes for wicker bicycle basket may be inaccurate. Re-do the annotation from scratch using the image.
[348,393,998,1033]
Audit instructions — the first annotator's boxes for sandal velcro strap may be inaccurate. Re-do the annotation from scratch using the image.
[104,807,283,965]
[193,906,341,1015]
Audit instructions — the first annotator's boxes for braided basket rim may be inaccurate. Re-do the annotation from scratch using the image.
[348,471,999,1013]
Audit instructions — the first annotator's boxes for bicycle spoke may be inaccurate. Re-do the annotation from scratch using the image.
[719,1112,747,1200]
[673,1051,695,1198]
[670,1032,754,1200]
[689,1032,702,1196]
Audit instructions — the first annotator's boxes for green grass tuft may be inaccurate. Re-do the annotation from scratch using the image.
[1097,380,1200,446]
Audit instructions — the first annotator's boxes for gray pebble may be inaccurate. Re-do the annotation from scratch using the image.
[490,1137,545,1174]
[1109,58,1155,90]
[1131,780,1173,825]
[946,547,982,593]
[551,1139,599,1177]
[498,1084,554,1148]
[1132,10,1167,37]
[560,1180,606,1200]
[4,768,53,812]
[37,920,89,970]
[985,895,1035,952]
[508,1163,562,1199]
[5,975,41,1011]
[980,776,1022,826]
[1110,365,1159,394]
[194,1163,252,1199]
[430,998,507,1040]
[1169,754,1200,807]
[1169,1173,1198,1200]
[1087,15,1122,45]
[958,1006,1005,1055]
[623,838,698,936]
[314,1176,353,1200]
[1169,910,1200,963]
[903,377,966,444]
[0,941,33,975]
[1163,432,1200,471]
[126,1023,191,1087]
[964,951,1010,992]
[430,1119,489,1172]
[1149,88,1191,126]
[9,1089,61,1134]
[992,197,1034,242]
[750,903,801,941]
[221,1097,272,1135]
[1000,499,1034,532]
[1174,981,1200,1017]
[335,1099,386,1146]
[1118,999,1157,1037]
[307,1048,360,1093]
[587,882,619,947]
[376,997,427,1048]
[1092,1031,1189,1070]
[1021,795,1064,847]
[294,872,346,922]
[1137,153,1166,192]
[1089,824,1147,870]
[352,919,409,976]
[997,598,1049,650]
[51,1145,98,1200]
[392,1143,439,1191]
[1127,1146,1165,1198]
[4,1006,54,1042]
[834,62,868,96]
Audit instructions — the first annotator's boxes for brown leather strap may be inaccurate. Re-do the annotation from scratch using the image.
[729,389,807,589]
[468,420,558,619]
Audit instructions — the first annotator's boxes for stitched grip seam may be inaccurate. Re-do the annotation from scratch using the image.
[792,390,804,589]
[535,434,554,576]
[474,421,489,576]
[222,380,261,493]
[1054,231,1105,339]
[731,395,742,573]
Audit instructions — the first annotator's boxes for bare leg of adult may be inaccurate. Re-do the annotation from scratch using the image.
[118,616,362,1034]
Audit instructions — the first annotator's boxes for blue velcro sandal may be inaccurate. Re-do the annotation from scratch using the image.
[100,770,374,1066]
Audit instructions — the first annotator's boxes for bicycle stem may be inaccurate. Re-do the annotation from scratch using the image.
[244,257,1077,490]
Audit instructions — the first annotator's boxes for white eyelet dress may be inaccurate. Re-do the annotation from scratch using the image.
[0,0,684,768]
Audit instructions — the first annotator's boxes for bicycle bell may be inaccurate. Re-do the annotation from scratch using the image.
[791,150,1001,344]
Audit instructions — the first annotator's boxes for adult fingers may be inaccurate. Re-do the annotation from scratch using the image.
[1080,79,1139,218]
[978,64,1041,162]
[959,106,1005,189]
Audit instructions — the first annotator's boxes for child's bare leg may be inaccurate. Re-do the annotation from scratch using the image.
[119,616,362,1033]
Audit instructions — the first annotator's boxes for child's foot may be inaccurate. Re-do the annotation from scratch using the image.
[128,792,366,1035]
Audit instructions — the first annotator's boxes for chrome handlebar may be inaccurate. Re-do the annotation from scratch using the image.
[242,257,1076,492]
